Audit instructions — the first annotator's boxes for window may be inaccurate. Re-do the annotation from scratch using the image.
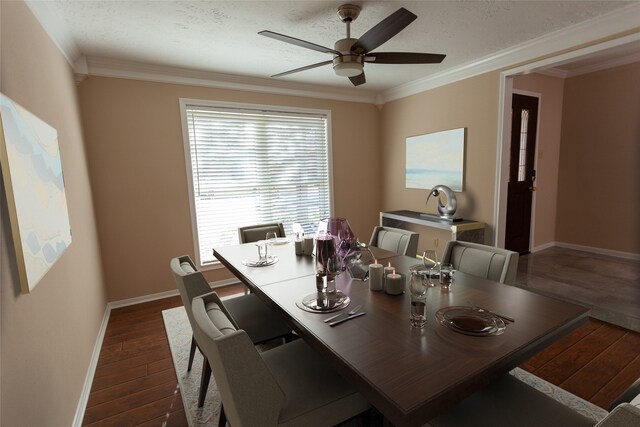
[180,100,332,266]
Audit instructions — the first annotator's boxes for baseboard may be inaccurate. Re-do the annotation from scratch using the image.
[107,277,242,309]
[554,242,640,261]
[72,304,111,427]
[72,276,242,425]
[532,241,557,253]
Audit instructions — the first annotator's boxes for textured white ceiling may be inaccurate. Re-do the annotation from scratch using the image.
[46,1,633,92]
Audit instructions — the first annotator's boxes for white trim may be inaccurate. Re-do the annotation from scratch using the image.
[380,3,640,103]
[535,68,569,79]
[554,242,640,261]
[84,57,377,105]
[494,32,640,249]
[494,76,513,248]
[532,241,556,253]
[178,98,332,268]
[108,277,242,310]
[72,276,242,425]
[24,0,81,66]
[565,50,640,78]
[72,305,111,427]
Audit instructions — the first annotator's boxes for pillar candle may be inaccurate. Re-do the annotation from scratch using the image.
[294,238,303,255]
[383,262,394,291]
[369,259,383,291]
[302,235,314,256]
[385,269,405,295]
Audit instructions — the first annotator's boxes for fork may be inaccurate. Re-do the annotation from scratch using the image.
[324,304,362,323]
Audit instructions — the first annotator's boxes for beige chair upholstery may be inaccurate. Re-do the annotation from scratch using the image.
[238,222,285,243]
[369,226,419,257]
[441,240,519,285]
[170,255,292,409]
[192,294,371,427]
[427,373,640,427]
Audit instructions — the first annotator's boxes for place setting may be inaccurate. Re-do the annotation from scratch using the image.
[241,239,279,267]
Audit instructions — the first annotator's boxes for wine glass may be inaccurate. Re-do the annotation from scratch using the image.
[423,250,439,287]
[265,231,277,244]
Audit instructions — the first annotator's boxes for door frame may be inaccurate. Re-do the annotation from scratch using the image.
[493,32,640,249]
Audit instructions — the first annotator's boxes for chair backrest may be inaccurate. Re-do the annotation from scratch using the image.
[369,226,419,257]
[192,295,285,426]
[170,256,239,341]
[441,241,519,285]
[238,222,286,243]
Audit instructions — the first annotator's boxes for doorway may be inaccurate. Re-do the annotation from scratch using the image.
[505,93,539,254]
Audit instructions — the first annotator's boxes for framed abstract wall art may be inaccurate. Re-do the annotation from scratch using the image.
[405,127,465,191]
[0,94,72,293]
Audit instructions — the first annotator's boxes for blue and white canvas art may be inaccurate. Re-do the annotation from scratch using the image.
[0,94,72,293]
[405,128,465,191]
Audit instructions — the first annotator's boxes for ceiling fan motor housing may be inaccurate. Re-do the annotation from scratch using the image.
[333,38,363,77]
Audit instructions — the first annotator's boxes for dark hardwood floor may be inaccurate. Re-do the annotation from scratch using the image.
[83,285,640,426]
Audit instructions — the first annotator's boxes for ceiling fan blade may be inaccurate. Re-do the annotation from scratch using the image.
[350,8,417,55]
[365,52,446,64]
[271,60,333,78]
[349,72,366,86]
[259,30,341,56]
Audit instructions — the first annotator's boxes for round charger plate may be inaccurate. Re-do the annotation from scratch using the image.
[242,256,279,267]
[296,291,350,313]
[435,306,506,336]
[268,237,291,245]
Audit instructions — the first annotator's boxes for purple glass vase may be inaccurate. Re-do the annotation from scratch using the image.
[318,217,355,271]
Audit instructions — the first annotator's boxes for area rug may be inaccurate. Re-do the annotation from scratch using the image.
[162,305,608,426]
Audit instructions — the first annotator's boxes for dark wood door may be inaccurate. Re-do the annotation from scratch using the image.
[505,94,539,254]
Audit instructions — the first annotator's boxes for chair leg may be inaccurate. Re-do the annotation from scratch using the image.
[218,404,227,427]
[188,335,197,371]
[198,357,212,407]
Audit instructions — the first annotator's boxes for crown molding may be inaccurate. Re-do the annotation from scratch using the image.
[83,57,378,104]
[379,3,640,103]
[25,0,640,105]
[535,68,569,79]
[565,50,640,77]
[25,0,81,66]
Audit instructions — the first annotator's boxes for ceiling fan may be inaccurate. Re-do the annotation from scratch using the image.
[258,4,445,86]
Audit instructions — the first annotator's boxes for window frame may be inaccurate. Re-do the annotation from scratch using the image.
[179,98,334,270]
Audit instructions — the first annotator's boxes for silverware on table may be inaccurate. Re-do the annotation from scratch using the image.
[468,301,515,323]
[329,311,366,327]
[324,304,361,323]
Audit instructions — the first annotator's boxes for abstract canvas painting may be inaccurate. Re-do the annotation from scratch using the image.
[406,128,465,191]
[0,94,72,293]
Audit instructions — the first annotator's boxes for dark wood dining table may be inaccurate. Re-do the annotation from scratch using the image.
[214,242,589,426]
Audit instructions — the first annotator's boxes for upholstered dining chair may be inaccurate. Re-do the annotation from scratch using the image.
[369,226,419,257]
[170,255,292,407]
[238,222,286,244]
[426,373,640,427]
[441,240,519,285]
[191,293,372,427]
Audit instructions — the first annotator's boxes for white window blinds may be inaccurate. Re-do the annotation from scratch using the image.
[183,103,331,266]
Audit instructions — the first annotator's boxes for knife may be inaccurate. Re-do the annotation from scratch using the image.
[329,312,366,327]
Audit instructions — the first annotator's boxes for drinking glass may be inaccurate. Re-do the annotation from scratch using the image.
[439,263,455,290]
[409,272,427,328]
[265,231,277,243]
[423,250,439,287]
[256,240,268,261]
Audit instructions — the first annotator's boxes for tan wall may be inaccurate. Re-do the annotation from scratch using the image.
[78,77,381,301]
[513,74,565,249]
[556,61,640,253]
[0,2,107,426]
[379,73,501,258]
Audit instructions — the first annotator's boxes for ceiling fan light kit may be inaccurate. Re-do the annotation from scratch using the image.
[259,4,445,87]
